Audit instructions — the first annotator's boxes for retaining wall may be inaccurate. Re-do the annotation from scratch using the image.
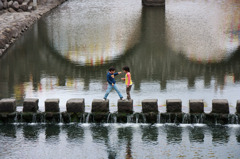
[0,98,239,124]
[0,0,68,56]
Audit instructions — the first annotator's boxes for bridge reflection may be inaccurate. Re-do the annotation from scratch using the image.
[0,0,240,104]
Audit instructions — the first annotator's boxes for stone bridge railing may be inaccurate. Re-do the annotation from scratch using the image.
[0,98,239,124]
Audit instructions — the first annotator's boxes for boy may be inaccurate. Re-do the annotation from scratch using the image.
[121,66,133,100]
[103,66,123,100]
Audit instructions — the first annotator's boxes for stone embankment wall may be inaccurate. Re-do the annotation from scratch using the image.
[0,0,68,56]
[0,98,239,124]
[0,0,35,13]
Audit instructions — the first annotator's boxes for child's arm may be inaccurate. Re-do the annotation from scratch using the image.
[114,72,121,76]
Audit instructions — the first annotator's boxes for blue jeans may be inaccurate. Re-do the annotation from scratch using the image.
[104,83,123,99]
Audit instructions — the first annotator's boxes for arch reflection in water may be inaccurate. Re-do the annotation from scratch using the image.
[166,0,240,63]
[44,0,141,66]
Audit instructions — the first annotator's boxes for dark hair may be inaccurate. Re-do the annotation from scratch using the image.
[122,66,130,72]
[109,66,115,72]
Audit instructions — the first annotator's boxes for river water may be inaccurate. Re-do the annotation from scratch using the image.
[0,0,240,158]
[0,0,240,112]
[0,123,239,159]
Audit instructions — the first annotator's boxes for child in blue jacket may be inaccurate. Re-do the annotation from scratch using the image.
[103,66,123,100]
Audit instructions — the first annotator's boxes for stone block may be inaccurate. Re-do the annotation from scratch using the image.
[23,98,39,112]
[19,4,28,11]
[212,99,229,114]
[118,99,133,113]
[236,100,240,114]
[66,98,85,113]
[45,98,60,112]
[0,98,16,113]
[91,99,109,113]
[166,99,182,113]
[189,99,204,113]
[142,99,158,113]
[12,1,19,10]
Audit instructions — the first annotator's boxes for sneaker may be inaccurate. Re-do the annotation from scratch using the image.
[103,98,107,101]
[120,97,123,100]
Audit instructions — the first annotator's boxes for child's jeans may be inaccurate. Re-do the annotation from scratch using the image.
[104,83,123,99]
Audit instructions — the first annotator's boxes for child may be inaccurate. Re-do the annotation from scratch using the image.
[121,66,133,100]
[103,66,123,100]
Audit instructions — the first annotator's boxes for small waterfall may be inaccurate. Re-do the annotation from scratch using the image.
[14,112,18,123]
[228,114,239,124]
[127,114,133,123]
[40,113,46,123]
[80,113,86,123]
[141,113,146,123]
[86,113,90,123]
[32,113,37,123]
[113,114,117,123]
[182,114,190,124]
[107,113,111,123]
[135,113,139,123]
[59,113,63,124]
[157,113,161,123]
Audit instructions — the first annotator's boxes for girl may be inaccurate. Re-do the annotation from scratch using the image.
[121,66,133,100]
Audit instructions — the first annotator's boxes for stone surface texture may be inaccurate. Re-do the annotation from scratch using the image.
[66,98,85,113]
[189,99,204,113]
[45,98,60,112]
[212,99,229,114]
[166,99,182,113]
[92,99,109,113]
[142,99,158,113]
[23,98,39,112]
[118,99,133,113]
[0,98,16,112]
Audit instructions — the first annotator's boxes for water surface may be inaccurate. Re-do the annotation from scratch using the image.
[0,0,240,112]
[0,124,240,159]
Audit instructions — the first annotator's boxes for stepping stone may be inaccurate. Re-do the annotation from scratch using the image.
[23,98,39,112]
[66,98,85,113]
[92,99,109,113]
[142,99,158,113]
[166,99,182,113]
[212,99,229,114]
[45,98,60,112]
[189,99,204,113]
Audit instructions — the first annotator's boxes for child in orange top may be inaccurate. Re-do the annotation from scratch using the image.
[121,66,133,100]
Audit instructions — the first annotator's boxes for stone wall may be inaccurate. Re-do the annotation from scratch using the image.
[0,0,35,13]
[0,0,67,56]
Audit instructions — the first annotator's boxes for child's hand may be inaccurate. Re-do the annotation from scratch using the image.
[118,72,122,74]
[121,78,125,81]
[112,83,114,86]
[111,75,114,78]
[127,85,129,88]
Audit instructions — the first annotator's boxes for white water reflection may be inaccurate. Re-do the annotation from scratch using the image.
[45,0,141,66]
[166,0,240,63]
